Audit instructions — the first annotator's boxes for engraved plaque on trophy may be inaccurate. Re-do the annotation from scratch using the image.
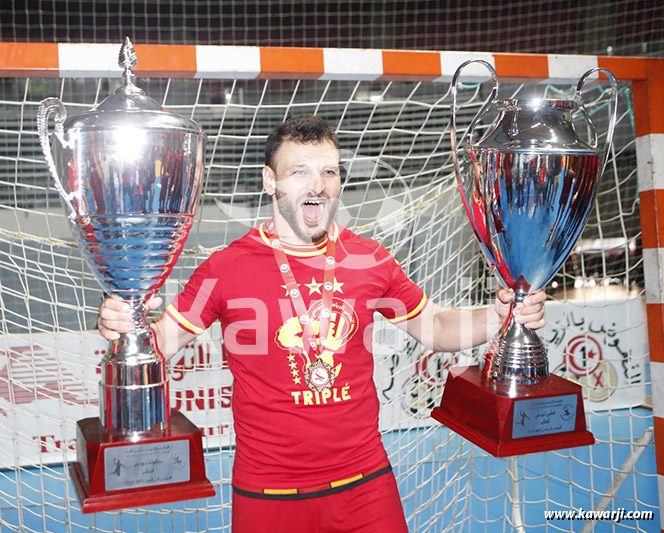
[37,38,215,512]
[431,61,618,456]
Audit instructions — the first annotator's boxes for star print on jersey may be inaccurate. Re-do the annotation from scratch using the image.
[333,277,344,294]
[305,277,323,295]
[276,296,358,387]
[281,283,301,296]
[287,277,344,297]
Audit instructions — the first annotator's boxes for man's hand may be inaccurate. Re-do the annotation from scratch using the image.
[495,288,546,330]
[97,294,163,341]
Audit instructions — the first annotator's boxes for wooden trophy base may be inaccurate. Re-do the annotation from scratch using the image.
[432,366,594,457]
[70,410,216,513]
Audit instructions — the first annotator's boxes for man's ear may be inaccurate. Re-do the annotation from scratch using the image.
[263,165,276,196]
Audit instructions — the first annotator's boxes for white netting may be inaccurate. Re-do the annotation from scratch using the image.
[0,72,656,532]
[1,1,662,57]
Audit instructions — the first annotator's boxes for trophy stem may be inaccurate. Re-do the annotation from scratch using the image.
[99,299,170,435]
[128,299,149,332]
[481,293,549,385]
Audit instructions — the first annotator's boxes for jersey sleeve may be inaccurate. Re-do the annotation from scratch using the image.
[164,254,223,335]
[375,254,428,324]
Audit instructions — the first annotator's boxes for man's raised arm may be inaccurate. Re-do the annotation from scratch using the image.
[397,288,546,353]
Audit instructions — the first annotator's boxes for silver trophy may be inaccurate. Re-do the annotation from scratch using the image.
[433,61,617,456]
[453,61,618,383]
[37,38,214,512]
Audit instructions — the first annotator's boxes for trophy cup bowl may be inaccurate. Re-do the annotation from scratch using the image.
[37,38,215,512]
[432,61,618,456]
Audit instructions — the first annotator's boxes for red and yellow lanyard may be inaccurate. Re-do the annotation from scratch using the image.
[266,219,337,358]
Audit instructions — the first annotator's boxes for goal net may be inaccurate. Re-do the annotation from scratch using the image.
[0,48,657,532]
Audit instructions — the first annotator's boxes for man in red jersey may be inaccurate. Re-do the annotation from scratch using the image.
[99,115,545,532]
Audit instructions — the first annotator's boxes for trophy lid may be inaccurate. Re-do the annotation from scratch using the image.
[61,38,204,136]
[477,97,598,154]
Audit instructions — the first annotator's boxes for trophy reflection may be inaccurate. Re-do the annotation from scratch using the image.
[432,61,618,456]
[37,38,214,512]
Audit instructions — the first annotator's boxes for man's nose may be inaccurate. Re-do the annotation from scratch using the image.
[309,172,324,195]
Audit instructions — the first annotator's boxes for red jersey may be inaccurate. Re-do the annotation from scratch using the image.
[165,221,427,492]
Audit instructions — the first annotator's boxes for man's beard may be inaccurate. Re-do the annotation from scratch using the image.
[275,191,339,244]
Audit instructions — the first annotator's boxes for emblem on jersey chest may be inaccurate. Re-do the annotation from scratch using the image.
[275,294,358,392]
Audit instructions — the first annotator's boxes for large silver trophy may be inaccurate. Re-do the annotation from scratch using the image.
[432,61,618,456]
[37,39,214,512]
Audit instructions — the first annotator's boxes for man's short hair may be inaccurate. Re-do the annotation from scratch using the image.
[265,114,340,169]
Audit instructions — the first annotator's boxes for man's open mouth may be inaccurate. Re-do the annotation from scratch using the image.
[302,199,325,225]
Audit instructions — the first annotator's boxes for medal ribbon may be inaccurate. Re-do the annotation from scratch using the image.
[267,219,336,359]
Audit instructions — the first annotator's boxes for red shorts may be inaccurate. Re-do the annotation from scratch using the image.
[232,470,408,533]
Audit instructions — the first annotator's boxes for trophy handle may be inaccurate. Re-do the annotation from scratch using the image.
[450,60,500,264]
[450,60,500,166]
[37,98,76,217]
[574,68,619,180]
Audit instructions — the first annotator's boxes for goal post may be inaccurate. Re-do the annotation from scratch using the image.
[0,43,662,532]
[632,59,664,533]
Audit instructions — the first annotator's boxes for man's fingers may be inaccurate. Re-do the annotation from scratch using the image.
[497,288,547,306]
[496,288,514,304]
[514,289,545,325]
[99,326,121,341]
[97,315,122,340]
[515,310,543,323]
[515,303,544,316]
[98,309,133,334]
[102,297,131,313]
[99,318,134,333]
[523,290,546,306]
[145,296,163,311]
[525,319,546,330]
[494,288,546,329]
[97,293,162,341]
[99,306,130,321]
[515,291,545,328]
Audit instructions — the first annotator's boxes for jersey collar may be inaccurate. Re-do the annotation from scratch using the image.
[258,220,339,257]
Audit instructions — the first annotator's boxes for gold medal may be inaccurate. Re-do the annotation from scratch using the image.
[304,359,335,392]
